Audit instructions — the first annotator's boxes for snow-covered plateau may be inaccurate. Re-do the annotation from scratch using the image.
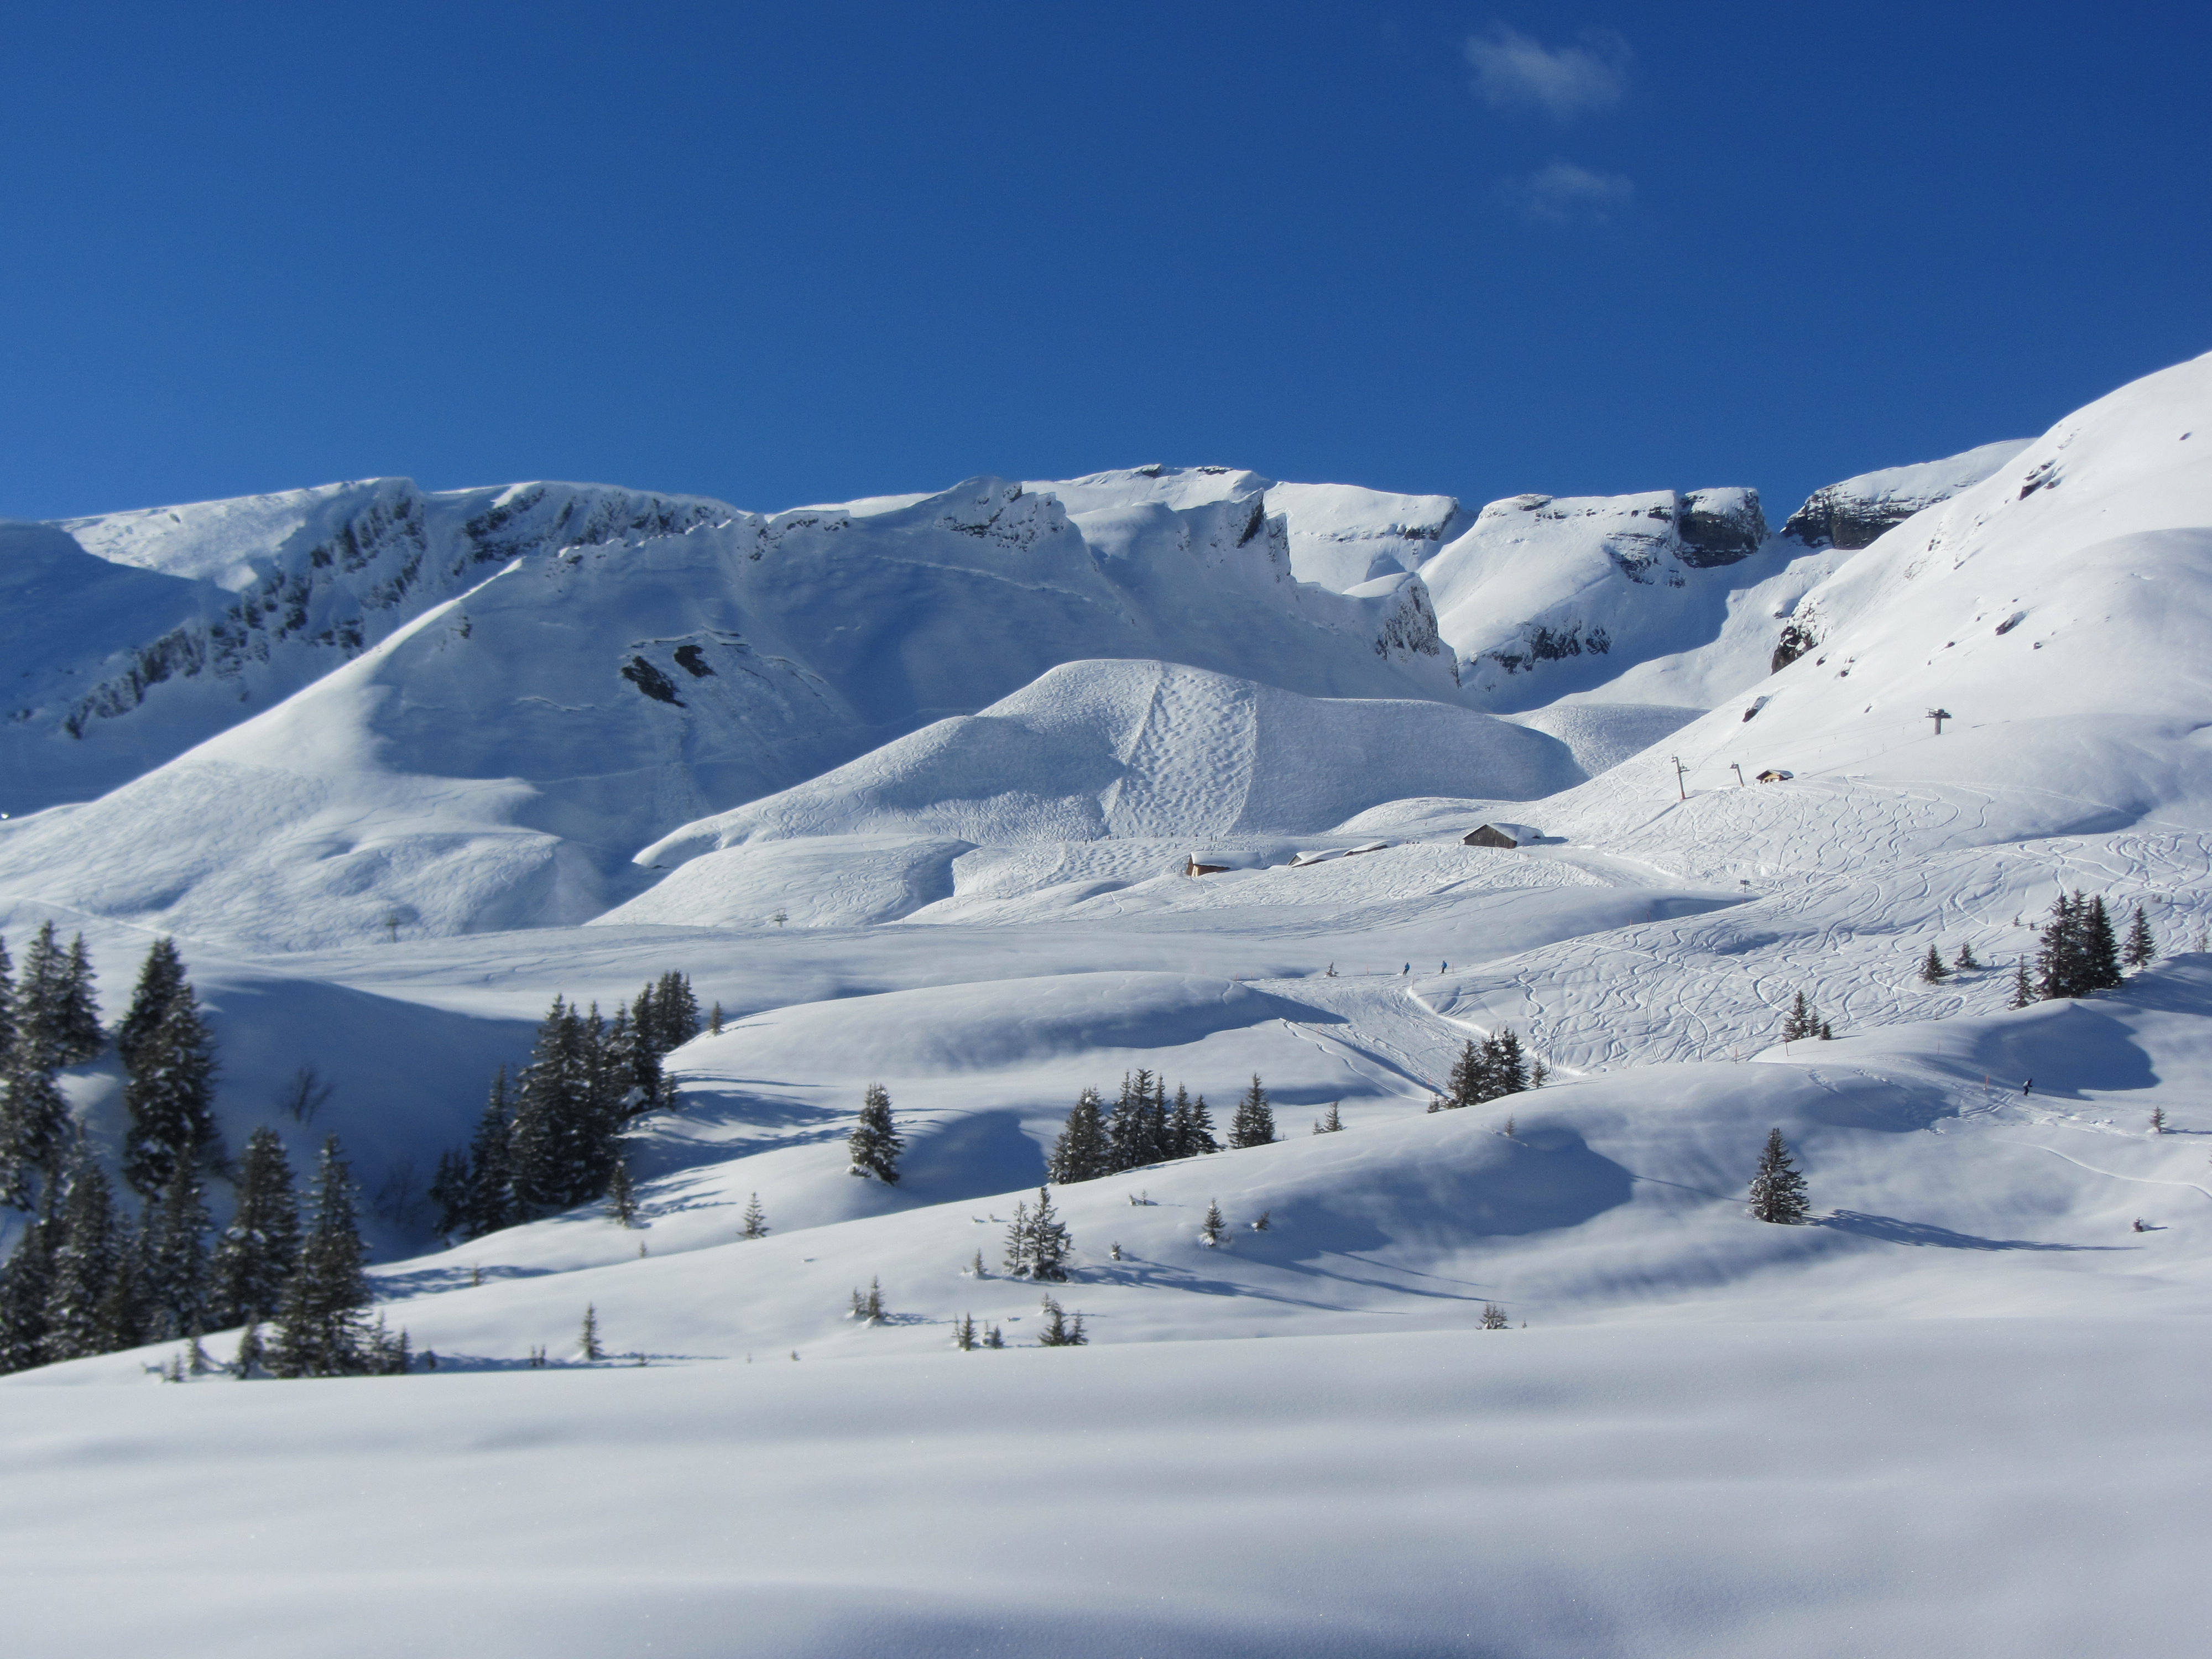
[4,353,2211,1657]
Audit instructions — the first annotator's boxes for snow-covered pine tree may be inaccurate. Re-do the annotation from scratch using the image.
[1818,1022,1834,1040]
[663,972,702,1050]
[1105,1071,1145,1172]
[509,997,614,1214]
[954,1313,976,1350]
[604,1003,662,1121]
[607,1159,637,1227]
[580,1303,604,1360]
[2123,905,2157,970]
[1919,944,1949,983]
[1050,1087,1112,1183]
[1954,941,1982,972]
[270,1136,373,1378]
[427,1148,471,1239]
[210,1127,302,1329]
[1003,1201,1032,1277]
[708,1001,724,1036]
[18,925,103,1070]
[1027,1186,1072,1282]
[1173,1087,1220,1156]
[2149,1106,2167,1134]
[1484,1030,1528,1097]
[1313,1102,1343,1134]
[95,1232,149,1356]
[967,1248,985,1277]
[0,932,15,1064]
[1201,1199,1224,1246]
[1445,1040,1480,1109]
[233,1320,265,1378]
[1746,1127,1811,1225]
[2011,961,2035,1008]
[1780,990,1814,1043]
[1480,1302,1509,1329]
[2084,896,2124,990]
[121,976,220,1199]
[1035,1293,1085,1346]
[740,1192,769,1239]
[846,1083,902,1184]
[142,1147,212,1342]
[0,1199,56,1373]
[42,1141,121,1363]
[56,935,102,1066]
[463,1067,517,1237]
[983,1323,1005,1348]
[1228,1074,1275,1148]
[0,1052,70,1208]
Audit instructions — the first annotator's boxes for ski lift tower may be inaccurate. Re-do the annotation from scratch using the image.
[1927,707,1952,736]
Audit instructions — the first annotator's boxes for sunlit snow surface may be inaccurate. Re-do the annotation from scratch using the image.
[4,354,2212,1655]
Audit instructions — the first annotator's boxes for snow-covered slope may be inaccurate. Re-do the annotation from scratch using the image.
[1780,437,2033,549]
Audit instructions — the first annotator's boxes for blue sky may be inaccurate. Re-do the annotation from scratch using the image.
[2,1,2206,524]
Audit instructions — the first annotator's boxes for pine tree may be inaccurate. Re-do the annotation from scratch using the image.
[1003,1201,1033,1277]
[43,1142,121,1362]
[1201,1199,1224,1246]
[1954,941,1982,972]
[708,1001,724,1036]
[1049,1087,1112,1183]
[209,1127,301,1328]
[1168,1086,1219,1156]
[463,1068,516,1237]
[1027,1186,1071,1282]
[2010,961,2035,1008]
[17,925,102,1070]
[121,977,220,1199]
[2123,905,2157,969]
[580,1304,603,1360]
[0,1052,70,1208]
[1746,1128,1811,1225]
[846,1083,902,1184]
[607,1159,638,1227]
[509,998,618,1214]
[56,936,103,1066]
[983,1323,1005,1349]
[1228,1075,1275,1148]
[2083,897,2123,990]
[740,1192,769,1239]
[270,1136,373,1378]
[1919,944,1950,983]
[0,1201,56,1373]
[953,1313,976,1350]
[233,1320,265,1378]
[1781,990,1816,1043]
[95,1230,149,1355]
[0,932,15,1067]
[1035,1293,1087,1346]
[1480,1302,1510,1329]
[1445,1040,1480,1108]
[2035,892,2080,999]
[1313,1102,1343,1134]
[2149,1106,2167,1135]
[142,1147,212,1341]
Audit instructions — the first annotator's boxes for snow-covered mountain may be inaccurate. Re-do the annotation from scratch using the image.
[6,352,2212,1659]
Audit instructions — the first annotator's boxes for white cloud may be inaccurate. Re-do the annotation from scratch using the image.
[1511,160,1635,225]
[1465,24,1631,120]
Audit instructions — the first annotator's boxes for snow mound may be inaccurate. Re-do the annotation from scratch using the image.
[1505,701,1705,776]
[635,660,1584,867]
[593,834,974,928]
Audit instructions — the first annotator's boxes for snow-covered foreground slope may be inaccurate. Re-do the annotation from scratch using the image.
[5,1319,2203,1659]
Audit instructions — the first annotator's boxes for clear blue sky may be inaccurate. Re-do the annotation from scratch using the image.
[2,1,2206,525]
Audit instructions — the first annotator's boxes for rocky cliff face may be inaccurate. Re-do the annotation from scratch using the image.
[1780,439,2031,549]
[1676,488,1768,566]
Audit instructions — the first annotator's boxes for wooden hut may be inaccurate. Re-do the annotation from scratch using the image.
[1755,769,1794,784]
[1463,822,1538,849]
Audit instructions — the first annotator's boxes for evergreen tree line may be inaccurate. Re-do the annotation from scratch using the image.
[1428,1030,1538,1112]
[1045,1071,1290,1183]
[432,972,699,1239]
[1779,992,1833,1043]
[2027,893,2140,1001]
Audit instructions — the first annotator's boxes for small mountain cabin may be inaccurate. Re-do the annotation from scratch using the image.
[1464,823,1539,849]
[1186,856,1231,877]
[1755,769,1794,783]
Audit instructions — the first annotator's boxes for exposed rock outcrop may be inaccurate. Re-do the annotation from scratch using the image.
[1781,439,2031,549]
